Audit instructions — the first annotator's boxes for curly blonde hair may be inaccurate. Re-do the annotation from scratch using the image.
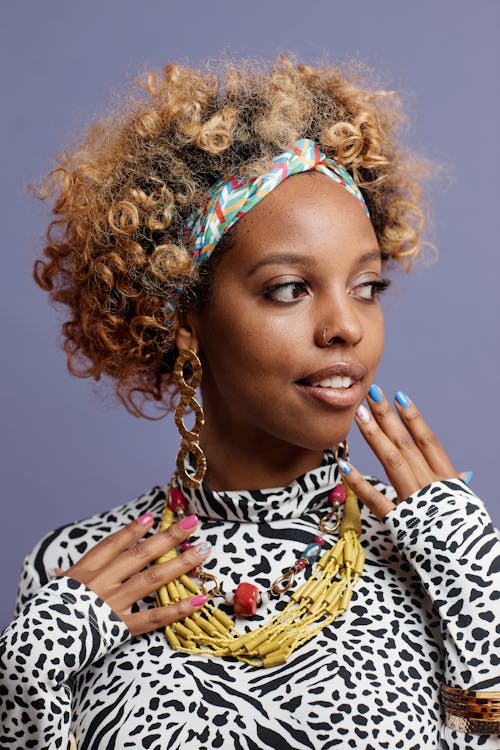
[34,55,428,417]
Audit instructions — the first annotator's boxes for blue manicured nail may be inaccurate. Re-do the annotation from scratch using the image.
[464,470,474,486]
[395,390,411,408]
[338,458,352,474]
[368,384,383,403]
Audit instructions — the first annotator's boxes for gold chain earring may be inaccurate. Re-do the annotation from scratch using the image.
[173,349,207,489]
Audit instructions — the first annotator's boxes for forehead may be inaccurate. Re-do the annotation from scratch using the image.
[220,171,378,270]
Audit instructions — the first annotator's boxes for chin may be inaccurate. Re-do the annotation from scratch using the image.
[291,426,352,454]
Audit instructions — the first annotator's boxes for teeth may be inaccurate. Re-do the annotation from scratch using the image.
[315,376,353,389]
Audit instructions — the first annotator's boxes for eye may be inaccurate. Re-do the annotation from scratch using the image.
[351,278,391,301]
[263,280,310,303]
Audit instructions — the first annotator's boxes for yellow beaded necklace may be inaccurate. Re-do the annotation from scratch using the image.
[155,473,364,668]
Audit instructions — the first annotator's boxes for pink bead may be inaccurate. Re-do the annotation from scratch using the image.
[169,487,187,512]
[328,484,347,504]
[295,558,307,570]
[314,536,326,546]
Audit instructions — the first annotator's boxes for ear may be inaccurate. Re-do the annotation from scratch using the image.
[175,312,200,353]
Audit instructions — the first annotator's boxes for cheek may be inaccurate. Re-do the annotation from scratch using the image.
[367,310,385,365]
[198,306,299,392]
[209,321,287,374]
[203,294,285,352]
[351,303,384,367]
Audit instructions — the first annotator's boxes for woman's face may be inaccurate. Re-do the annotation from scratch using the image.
[186,171,385,467]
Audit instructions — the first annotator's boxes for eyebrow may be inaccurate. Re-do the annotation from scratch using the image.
[245,248,381,277]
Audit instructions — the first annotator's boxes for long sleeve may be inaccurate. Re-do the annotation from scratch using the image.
[384,478,500,748]
[0,576,129,749]
[15,555,44,614]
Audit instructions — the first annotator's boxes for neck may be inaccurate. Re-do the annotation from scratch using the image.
[199,422,327,492]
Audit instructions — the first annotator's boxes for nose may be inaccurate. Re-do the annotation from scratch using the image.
[315,291,363,348]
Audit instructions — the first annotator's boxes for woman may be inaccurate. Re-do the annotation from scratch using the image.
[1,56,498,749]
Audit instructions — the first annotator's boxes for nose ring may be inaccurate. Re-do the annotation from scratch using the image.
[322,328,335,346]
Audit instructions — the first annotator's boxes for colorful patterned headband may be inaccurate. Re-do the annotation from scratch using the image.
[166,138,368,321]
[184,137,369,266]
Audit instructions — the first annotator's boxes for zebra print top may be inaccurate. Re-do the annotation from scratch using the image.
[1,453,499,749]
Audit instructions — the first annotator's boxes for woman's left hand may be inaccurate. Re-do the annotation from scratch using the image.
[338,384,464,520]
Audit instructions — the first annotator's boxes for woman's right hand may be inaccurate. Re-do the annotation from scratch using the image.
[57,512,210,636]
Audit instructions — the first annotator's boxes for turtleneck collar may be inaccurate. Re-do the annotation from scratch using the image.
[178,451,341,523]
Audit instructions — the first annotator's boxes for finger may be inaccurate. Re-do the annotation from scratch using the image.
[111,542,212,610]
[338,458,395,520]
[102,514,200,582]
[458,470,474,485]
[66,513,156,576]
[125,594,208,637]
[48,567,64,579]
[354,396,420,499]
[391,390,456,476]
[362,386,434,486]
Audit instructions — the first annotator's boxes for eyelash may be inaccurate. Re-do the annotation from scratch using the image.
[356,278,391,299]
[263,278,391,303]
[263,280,309,302]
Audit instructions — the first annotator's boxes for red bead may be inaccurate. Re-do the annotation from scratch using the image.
[233,582,260,616]
[295,558,307,570]
[314,536,326,546]
[328,484,347,504]
[169,487,187,512]
[180,542,192,552]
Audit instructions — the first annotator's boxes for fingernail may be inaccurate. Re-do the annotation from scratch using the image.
[395,390,411,408]
[356,404,370,423]
[368,384,383,403]
[464,470,474,485]
[338,458,352,474]
[179,514,198,530]
[194,543,212,556]
[137,513,154,525]
[190,594,208,607]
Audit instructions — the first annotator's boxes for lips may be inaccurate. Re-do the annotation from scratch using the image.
[295,361,367,408]
[297,362,367,388]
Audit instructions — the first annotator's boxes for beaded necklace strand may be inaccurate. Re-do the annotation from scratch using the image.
[155,476,364,668]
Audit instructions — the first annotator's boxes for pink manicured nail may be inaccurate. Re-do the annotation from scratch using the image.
[137,513,154,525]
[356,405,370,423]
[179,514,198,530]
[190,594,207,607]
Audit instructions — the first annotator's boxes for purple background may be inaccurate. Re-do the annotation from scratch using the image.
[1,1,499,629]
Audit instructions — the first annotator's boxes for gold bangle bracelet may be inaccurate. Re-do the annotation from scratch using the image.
[441,684,500,735]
